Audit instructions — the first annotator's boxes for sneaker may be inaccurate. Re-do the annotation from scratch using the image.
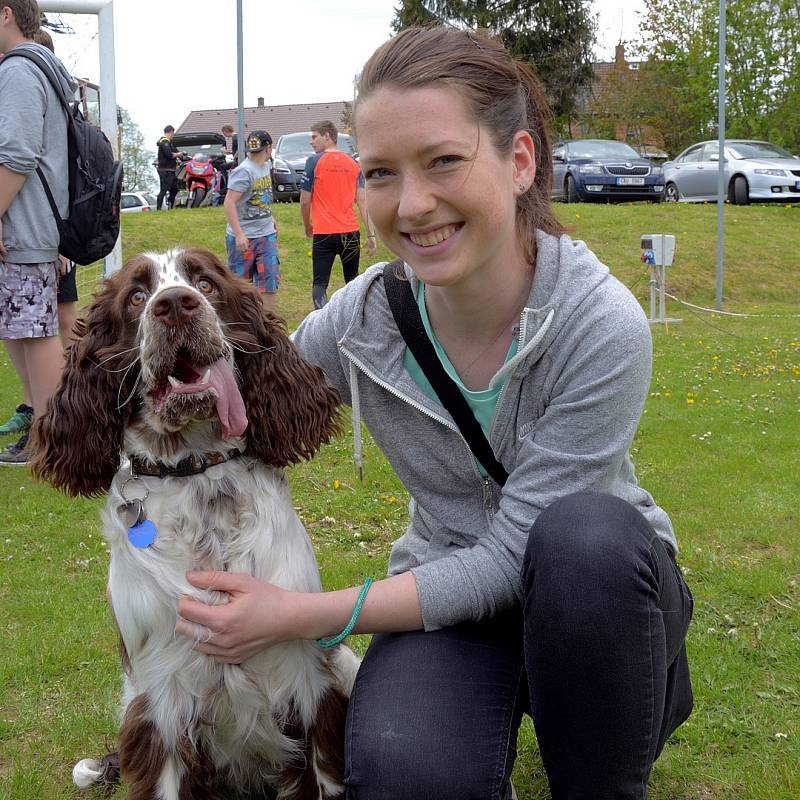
[0,433,30,465]
[0,403,33,435]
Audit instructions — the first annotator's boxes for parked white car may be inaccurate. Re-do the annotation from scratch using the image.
[120,191,157,213]
[663,140,800,204]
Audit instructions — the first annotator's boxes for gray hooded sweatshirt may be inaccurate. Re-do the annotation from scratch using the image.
[292,231,676,631]
[0,42,77,263]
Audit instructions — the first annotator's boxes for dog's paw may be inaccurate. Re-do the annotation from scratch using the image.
[72,752,121,789]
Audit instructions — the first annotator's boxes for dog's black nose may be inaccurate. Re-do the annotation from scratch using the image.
[152,288,201,326]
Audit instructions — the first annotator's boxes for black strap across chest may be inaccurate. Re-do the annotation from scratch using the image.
[382,260,509,486]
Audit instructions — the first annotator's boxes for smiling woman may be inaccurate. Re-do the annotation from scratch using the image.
[176,26,695,800]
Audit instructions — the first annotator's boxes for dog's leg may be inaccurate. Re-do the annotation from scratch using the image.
[327,645,360,697]
[118,693,174,800]
[276,686,349,800]
[308,686,350,800]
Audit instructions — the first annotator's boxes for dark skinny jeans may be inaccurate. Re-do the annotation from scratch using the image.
[344,492,693,800]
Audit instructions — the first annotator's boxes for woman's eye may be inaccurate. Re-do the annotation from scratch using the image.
[129,290,147,307]
[433,155,462,168]
[197,278,215,294]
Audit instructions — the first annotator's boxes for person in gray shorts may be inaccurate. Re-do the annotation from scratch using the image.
[0,23,80,443]
[0,0,76,465]
[0,257,78,439]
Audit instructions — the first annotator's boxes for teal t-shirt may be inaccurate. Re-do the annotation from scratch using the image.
[403,283,518,476]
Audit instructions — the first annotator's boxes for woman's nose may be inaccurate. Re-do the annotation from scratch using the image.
[396,173,437,222]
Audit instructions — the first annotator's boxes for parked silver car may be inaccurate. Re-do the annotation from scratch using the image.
[662,140,800,204]
[120,191,157,213]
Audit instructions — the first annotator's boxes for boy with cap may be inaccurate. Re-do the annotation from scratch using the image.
[223,130,279,310]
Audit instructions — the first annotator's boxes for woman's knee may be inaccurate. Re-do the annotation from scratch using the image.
[521,491,661,620]
[525,492,652,571]
[345,630,520,800]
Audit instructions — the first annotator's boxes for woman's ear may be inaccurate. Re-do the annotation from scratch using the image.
[512,129,536,193]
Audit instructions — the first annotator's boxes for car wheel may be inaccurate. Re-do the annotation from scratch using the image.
[566,174,580,203]
[732,175,749,205]
[664,182,680,202]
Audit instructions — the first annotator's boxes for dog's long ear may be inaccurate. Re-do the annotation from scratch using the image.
[234,287,341,467]
[30,281,138,497]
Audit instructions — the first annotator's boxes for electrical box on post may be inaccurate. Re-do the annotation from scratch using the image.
[640,233,681,326]
[640,234,675,267]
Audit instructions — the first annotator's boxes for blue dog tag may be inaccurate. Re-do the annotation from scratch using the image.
[128,519,157,548]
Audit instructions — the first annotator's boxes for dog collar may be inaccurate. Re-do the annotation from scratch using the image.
[128,448,244,479]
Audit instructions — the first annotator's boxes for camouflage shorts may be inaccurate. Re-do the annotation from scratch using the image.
[0,260,60,339]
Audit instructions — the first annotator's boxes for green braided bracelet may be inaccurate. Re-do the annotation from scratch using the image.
[317,577,374,649]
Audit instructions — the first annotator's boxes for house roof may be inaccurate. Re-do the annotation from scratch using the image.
[177,100,351,141]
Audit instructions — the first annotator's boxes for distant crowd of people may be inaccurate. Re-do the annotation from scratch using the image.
[152,116,374,314]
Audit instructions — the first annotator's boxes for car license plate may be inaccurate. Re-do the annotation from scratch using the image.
[616,177,645,186]
[796,180,800,191]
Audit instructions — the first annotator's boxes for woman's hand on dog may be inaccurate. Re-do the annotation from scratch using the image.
[176,571,295,663]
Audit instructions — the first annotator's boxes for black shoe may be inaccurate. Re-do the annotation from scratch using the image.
[0,433,30,466]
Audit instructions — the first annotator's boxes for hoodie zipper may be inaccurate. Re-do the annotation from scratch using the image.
[338,343,493,500]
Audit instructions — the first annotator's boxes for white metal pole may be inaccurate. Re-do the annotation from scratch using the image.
[649,266,656,322]
[236,0,245,165]
[715,0,726,310]
[97,1,121,275]
[40,0,110,11]
[39,0,121,274]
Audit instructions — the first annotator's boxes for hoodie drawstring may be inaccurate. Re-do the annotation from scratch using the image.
[349,360,363,481]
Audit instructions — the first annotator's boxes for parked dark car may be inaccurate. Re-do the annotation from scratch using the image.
[170,132,231,207]
[662,139,800,204]
[551,139,665,203]
[171,131,229,164]
[271,131,357,202]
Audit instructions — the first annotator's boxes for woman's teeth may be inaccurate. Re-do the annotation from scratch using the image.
[409,224,459,247]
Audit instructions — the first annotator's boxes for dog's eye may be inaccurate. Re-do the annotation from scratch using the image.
[129,290,147,307]
[197,278,215,295]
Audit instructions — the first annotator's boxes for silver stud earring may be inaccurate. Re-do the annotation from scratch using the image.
[519,183,526,192]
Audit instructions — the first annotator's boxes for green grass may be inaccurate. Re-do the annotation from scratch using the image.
[1,201,798,798]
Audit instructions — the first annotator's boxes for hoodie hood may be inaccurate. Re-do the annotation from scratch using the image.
[11,42,78,99]
[331,230,615,480]
[339,230,610,383]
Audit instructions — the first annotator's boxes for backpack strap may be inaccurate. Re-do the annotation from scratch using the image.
[1,47,72,113]
[1,48,73,224]
[383,260,509,487]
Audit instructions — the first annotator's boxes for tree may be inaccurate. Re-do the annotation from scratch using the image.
[119,106,156,192]
[390,1,596,127]
[391,0,437,29]
[341,101,354,134]
[633,0,800,155]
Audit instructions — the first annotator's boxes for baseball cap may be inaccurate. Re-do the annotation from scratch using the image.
[246,131,272,152]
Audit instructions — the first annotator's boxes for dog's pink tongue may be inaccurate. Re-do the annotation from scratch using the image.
[207,359,247,439]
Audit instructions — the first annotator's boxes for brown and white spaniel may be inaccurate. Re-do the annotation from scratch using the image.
[31,248,358,800]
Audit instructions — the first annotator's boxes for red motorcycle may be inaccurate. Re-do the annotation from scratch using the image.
[179,152,216,208]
